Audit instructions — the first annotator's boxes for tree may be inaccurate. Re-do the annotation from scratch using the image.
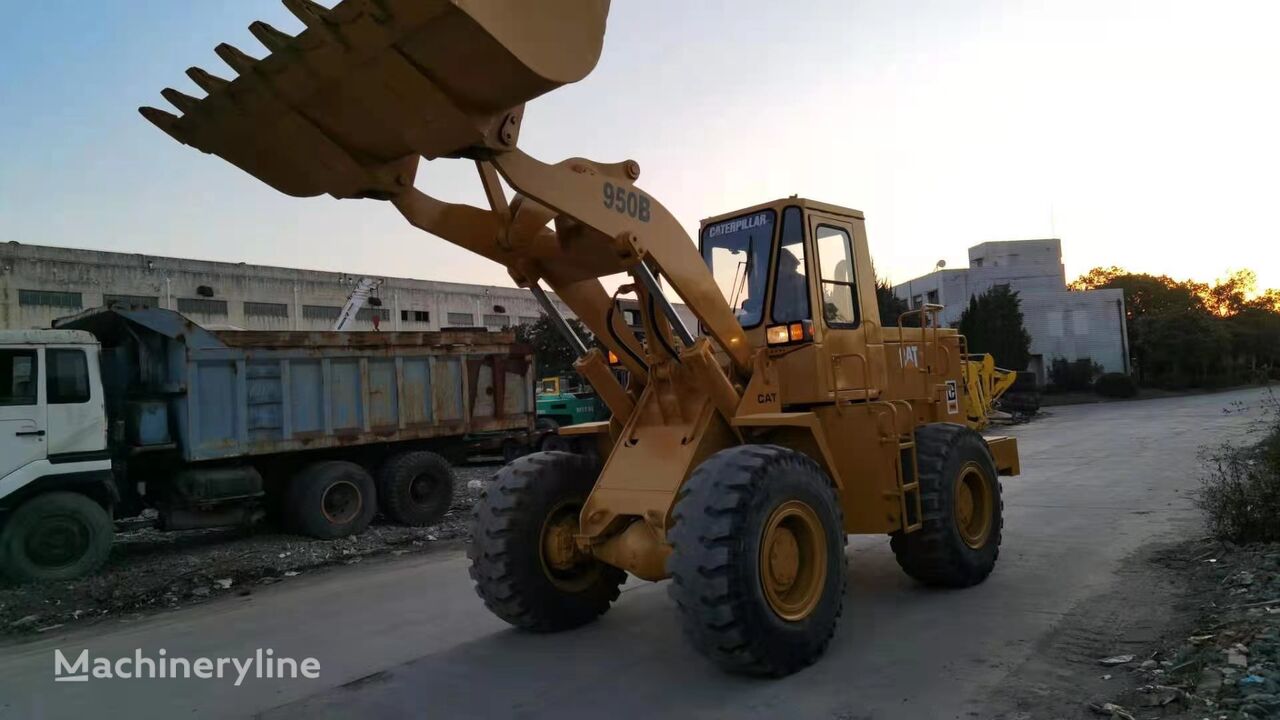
[958,285,1032,371]
[514,316,594,379]
[875,278,909,327]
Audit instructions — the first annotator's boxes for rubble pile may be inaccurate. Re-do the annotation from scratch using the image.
[1092,541,1280,720]
[0,463,495,638]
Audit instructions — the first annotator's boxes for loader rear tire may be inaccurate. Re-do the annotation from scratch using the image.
[890,423,1003,587]
[468,451,625,632]
[667,445,846,677]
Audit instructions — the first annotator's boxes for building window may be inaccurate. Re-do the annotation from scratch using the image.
[401,310,430,323]
[177,298,228,316]
[912,295,923,309]
[244,301,289,318]
[621,309,640,326]
[483,314,511,330]
[446,312,475,326]
[103,294,159,309]
[303,305,341,321]
[18,289,82,309]
[47,349,90,404]
[518,315,540,326]
[0,349,37,407]
[1072,310,1089,336]
[926,290,939,305]
[356,307,390,322]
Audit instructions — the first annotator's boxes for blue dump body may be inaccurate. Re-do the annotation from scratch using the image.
[56,307,534,462]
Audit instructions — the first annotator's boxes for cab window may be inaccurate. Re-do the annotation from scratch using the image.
[0,349,38,406]
[701,210,775,328]
[47,348,90,404]
[771,207,810,323]
[815,225,860,327]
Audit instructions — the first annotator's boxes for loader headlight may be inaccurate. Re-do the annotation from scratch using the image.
[766,321,812,346]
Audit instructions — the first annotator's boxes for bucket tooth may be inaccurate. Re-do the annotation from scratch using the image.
[137,107,184,141]
[160,88,202,114]
[185,67,229,94]
[248,21,296,53]
[282,0,332,30]
[214,43,259,76]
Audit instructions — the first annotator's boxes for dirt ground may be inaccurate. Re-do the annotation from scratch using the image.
[0,460,502,639]
[985,538,1280,720]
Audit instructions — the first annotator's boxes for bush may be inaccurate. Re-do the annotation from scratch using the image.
[1095,372,1138,399]
[1197,399,1280,543]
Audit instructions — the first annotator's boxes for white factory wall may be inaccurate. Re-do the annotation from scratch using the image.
[0,243,569,332]
[892,239,1129,384]
[0,242,698,338]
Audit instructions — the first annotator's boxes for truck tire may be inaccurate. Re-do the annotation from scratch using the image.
[468,451,625,632]
[0,492,113,583]
[667,445,846,677]
[536,418,570,453]
[288,461,377,539]
[890,423,1003,587]
[377,451,454,526]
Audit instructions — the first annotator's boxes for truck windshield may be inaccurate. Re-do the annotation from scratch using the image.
[700,210,775,328]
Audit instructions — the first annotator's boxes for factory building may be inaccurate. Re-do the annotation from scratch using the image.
[0,242,578,333]
[893,239,1129,385]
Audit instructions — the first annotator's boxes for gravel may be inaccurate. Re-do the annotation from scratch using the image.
[0,460,500,639]
[1089,539,1280,719]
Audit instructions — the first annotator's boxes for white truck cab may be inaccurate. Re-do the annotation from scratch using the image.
[0,330,116,581]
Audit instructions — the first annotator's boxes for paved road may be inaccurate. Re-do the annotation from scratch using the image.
[1,388,1272,719]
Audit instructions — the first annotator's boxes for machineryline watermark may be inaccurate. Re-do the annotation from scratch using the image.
[54,648,321,686]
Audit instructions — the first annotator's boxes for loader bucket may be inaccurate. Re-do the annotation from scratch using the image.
[141,0,610,199]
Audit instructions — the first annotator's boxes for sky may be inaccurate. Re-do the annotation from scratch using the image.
[1,0,1276,293]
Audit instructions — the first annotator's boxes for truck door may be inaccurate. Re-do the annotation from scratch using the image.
[0,347,48,479]
[44,346,106,458]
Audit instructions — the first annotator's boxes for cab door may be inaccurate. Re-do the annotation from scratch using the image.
[807,213,883,399]
[0,347,48,479]
[44,345,106,458]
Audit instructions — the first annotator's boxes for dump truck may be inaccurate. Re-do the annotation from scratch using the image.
[0,306,535,582]
[142,0,1021,676]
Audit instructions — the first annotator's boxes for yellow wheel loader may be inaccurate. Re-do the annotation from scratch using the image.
[142,0,1020,676]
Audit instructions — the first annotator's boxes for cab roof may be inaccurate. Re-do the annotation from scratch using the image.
[700,197,865,228]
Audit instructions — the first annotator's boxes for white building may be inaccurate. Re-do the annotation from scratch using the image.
[0,242,696,338]
[893,239,1129,385]
[0,242,567,334]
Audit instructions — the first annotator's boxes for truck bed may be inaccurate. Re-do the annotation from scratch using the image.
[56,307,534,462]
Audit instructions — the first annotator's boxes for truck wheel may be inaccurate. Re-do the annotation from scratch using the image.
[289,461,377,539]
[468,451,625,632]
[667,445,846,677]
[0,492,113,583]
[537,418,570,453]
[377,451,454,526]
[890,423,1003,587]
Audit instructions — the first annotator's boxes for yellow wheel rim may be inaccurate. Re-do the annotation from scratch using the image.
[539,500,596,592]
[760,500,827,621]
[954,462,993,550]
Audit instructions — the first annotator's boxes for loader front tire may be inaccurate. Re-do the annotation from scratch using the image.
[667,445,846,677]
[890,423,1003,587]
[468,451,625,632]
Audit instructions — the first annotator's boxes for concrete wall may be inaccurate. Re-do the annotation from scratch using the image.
[0,242,697,340]
[0,242,575,333]
[892,238,1129,383]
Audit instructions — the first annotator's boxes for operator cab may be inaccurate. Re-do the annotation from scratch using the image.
[699,198,885,404]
